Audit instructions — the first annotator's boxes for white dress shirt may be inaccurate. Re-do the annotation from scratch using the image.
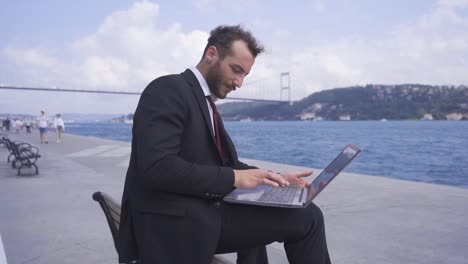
[190,66,216,134]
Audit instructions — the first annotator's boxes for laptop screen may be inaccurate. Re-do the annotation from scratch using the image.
[306,145,361,201]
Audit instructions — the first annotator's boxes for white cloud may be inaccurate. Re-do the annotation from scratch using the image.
[74,0,160,54]
[193,0,260,16]
[5,48,59,69]
[80,56,129,88]
[1,0,212,114]
[3,47,73,88]
[2,0,468,111]
[387,1,468,81]
[439,0,468,8]
[4,1,208,93]
[257,0,468,99]
[70,2,207,91]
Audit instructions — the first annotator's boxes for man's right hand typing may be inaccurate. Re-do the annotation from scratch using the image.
[233,169,290,189]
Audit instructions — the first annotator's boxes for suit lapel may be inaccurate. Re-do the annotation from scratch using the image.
[181,69,216,142]
[182,69,236,163]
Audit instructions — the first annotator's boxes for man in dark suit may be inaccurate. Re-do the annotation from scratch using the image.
[118,25,331,264]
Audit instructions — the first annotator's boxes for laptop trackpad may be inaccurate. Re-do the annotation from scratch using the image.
[228,185,271,201]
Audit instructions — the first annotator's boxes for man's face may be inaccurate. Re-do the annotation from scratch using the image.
[206,40,255,99]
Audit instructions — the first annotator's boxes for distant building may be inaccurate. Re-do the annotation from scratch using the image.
[339,115,351,121]
[300,112,316,120]
[446,112,463,121]
[311,103,323,112]
[421,113,434,121]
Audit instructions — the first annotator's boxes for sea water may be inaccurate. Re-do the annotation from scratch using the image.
[65,121,468,188]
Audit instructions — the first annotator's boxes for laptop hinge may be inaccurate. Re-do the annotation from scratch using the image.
[299,188,306,203]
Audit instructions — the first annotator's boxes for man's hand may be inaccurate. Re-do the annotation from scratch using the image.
[233,169,290,189]
[281,170,313,187]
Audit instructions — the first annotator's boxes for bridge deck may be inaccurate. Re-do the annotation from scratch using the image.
[0,86,287,103]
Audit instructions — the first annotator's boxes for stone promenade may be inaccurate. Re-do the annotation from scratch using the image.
[1,130,467,264]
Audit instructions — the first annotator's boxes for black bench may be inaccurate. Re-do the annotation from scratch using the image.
[3,137,41,175]
[92,191,232,264]
[4,138,26,163]
[0,133,7,147]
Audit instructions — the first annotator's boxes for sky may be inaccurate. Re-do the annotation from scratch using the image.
[1,0,468,115]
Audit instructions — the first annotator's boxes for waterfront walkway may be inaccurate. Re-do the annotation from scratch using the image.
[1,130,467,264]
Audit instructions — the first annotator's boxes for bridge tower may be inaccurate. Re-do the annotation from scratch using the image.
[280,72,291,105]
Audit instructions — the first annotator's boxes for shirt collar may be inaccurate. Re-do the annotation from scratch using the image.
[190,66,217,101]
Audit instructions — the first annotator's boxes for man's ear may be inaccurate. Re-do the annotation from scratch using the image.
[205,46,218,64]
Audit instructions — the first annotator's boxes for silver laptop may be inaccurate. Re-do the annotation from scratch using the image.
[223,144,361,208]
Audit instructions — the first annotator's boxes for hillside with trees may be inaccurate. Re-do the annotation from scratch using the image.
[218,84,468,121]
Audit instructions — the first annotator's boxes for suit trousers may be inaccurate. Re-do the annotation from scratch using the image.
[216,202,331,264]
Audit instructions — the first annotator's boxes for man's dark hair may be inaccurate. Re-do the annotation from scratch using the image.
[202,25,264,60]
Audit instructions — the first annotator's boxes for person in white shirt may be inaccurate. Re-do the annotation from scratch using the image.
[53,113,65,143]
[25,118,32,134]
[16,119,23,132]
[12,119,19,133]
[37,110,50,144]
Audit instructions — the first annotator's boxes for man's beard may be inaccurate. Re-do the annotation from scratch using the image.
[205,61,224,99]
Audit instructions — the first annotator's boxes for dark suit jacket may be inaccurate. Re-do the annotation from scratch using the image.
[118,69,255,263]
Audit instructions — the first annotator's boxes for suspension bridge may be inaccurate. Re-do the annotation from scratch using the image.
[0,72,293,104]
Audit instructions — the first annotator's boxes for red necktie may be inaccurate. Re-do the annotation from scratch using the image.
[206,96,229,162]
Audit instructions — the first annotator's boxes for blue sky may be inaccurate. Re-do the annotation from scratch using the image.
[1,0,467,115]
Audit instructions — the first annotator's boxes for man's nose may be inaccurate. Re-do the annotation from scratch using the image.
[234,77,244,88]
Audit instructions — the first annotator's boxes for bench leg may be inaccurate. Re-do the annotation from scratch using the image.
[33,164,39,175]
[17,163,27,176]
[16,163,38,176]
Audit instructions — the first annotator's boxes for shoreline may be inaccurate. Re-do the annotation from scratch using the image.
[62,121,468,190]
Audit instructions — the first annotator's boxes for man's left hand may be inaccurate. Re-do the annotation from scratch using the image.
[281,170,313,187]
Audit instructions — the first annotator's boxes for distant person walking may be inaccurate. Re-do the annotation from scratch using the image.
[5,117,11,131]
[12,119,18,133]
[25,118,32,134]
[53,114,65,143]
[37,110,50,144]
[14,119,22,134]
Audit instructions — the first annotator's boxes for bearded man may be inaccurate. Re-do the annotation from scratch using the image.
[119,25,331,264]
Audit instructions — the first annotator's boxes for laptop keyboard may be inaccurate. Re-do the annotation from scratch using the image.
[259,187,298,203]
